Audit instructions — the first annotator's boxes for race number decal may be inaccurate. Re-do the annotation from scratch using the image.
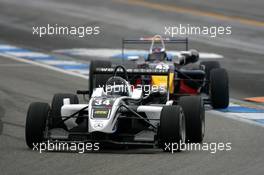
[93,99,111,106]
[92,98,115,107]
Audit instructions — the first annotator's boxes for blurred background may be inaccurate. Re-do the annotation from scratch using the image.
[0,0,263,98]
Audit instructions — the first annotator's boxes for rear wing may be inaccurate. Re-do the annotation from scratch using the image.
[122,35,188,57]
[122,37,188,46]
[94,67,170,76]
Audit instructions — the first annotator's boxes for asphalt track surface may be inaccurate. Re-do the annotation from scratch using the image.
[0,0,264,174]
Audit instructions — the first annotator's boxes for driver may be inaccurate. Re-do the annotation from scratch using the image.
[148,47,167,61]
[105,76,131,96]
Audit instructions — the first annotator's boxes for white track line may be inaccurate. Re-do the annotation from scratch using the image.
[0,53,88,80]
[38,60,85,65]
[0,45,19,50]
[208,110,264,128]
[4,51,50,58]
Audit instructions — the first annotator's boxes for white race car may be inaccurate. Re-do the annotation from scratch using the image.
[25,65,204,151]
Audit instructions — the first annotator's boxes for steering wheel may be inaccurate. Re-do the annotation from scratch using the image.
[113,65,129,81]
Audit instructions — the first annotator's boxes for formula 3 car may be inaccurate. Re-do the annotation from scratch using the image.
[110,35,229,109]
[25,65,205,152]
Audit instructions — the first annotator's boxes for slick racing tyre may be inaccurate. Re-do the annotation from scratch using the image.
[200,61,220,93]
[200,61,220,80]
[25,102,50,149]
[179,96,205,143]
[159,106,186,152]
[89,60,112,97]
[210,68,229,109]
[51,93,79,129]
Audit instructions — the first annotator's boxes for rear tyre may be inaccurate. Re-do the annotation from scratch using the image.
[159,106,186,152]
[51,93,79,129]
[89,60,112,97]
[200,61,220,78]
[179,96,205,143]
[200,61,220,93]
[210,68,229,109]
[25,102,50,149]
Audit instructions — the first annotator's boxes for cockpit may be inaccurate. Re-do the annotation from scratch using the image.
[105,76,131,96]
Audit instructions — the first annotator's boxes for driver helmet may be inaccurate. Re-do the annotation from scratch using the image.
[148,47,167,61]
[105,76,131,96]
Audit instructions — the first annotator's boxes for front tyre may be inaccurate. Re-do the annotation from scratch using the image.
[51,93,79,129]
[25,102,50,149]
[159,106,186,152]
[179,96,205,143]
